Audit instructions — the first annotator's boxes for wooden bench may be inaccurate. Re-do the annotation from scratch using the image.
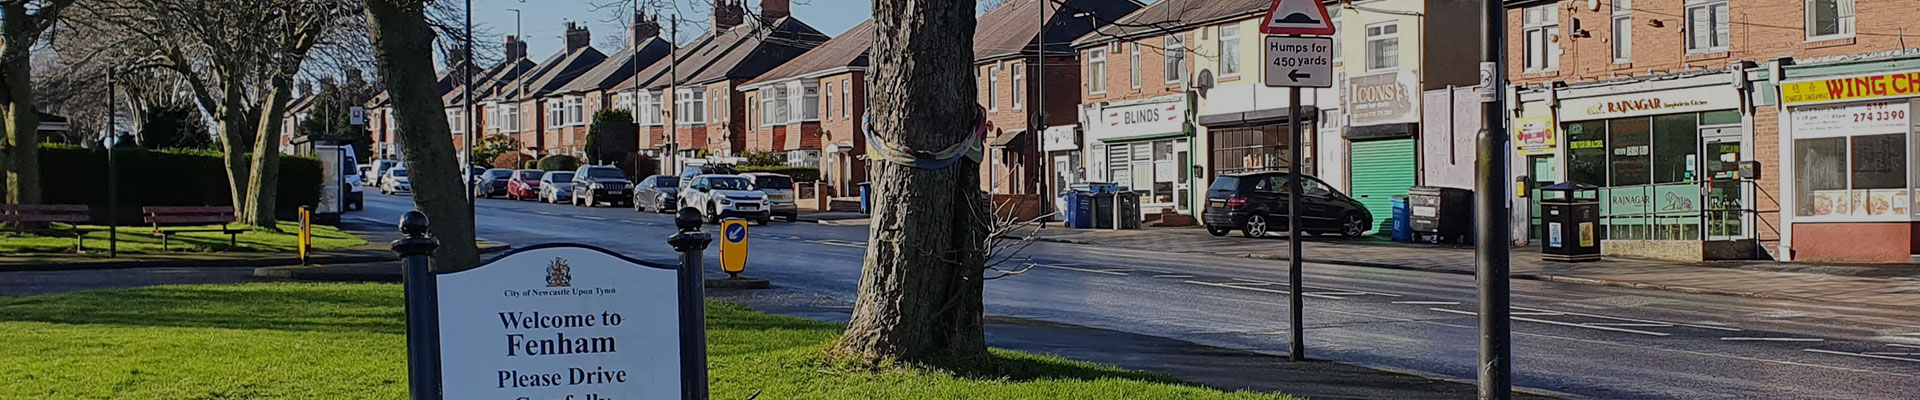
[0,204,94,252]
[142,206,246,250]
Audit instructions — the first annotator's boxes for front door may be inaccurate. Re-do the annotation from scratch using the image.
[1702,130,1746,240]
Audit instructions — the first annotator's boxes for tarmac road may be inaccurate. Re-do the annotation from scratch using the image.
[362,192,1920,399]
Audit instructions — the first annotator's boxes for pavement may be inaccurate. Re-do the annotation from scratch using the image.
[1024,226,1920,309]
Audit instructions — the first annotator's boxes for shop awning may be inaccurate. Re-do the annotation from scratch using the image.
[989,130,1026,147]
[1198,106,1319,129]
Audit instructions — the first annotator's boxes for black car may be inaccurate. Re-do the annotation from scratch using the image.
[1202,171,1371,238]
[472,168,513,198]
[631,175,680,213]
[570,165,633,207]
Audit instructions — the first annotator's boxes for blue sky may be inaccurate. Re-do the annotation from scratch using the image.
[463,0,874,62]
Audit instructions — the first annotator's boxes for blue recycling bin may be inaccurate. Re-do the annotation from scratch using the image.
[1062,191,1094,228]
[858,182,872,214]
[1390,195,1412,242]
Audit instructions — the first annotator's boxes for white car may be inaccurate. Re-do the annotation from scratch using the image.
[380,167,412,195]
[679,174,770,225]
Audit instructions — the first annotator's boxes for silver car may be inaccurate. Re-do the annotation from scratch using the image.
[743,172,798,222]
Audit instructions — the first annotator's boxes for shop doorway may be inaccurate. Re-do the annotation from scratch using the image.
[1527,155,1557,242]
[1702,128,1747,241]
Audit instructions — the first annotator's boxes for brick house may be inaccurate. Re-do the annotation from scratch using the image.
[1503,0,1920,262]
[738,19,873,195]
[974,0,1144,199]
[546,12,672,164]
[485,23,606,158]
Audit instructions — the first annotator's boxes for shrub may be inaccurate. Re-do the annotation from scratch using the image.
[586,110,637,165]
[31,144,321,222]
[536,155,579,171]
[737,166,819,182]
[523,160,538,170]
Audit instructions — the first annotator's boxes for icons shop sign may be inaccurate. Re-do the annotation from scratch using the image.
[1558,86,1742,121]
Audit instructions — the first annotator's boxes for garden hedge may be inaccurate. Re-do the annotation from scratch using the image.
[25,144,321,223]
[536,155,579,171]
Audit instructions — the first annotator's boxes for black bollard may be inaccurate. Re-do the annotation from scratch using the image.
[668,208,713,400]
[391,211,442,400]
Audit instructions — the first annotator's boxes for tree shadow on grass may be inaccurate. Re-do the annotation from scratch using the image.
[0,283,406,334]
[969,350,1184,385]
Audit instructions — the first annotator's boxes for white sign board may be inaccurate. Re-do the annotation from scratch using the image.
[437,245,684,400]
[1790,100,1911,139]
[1086,94,1189,142]
[1264,36,1334,88]
[350,106,367,126]
[1558,86,1740,121]
[315,145,343,214]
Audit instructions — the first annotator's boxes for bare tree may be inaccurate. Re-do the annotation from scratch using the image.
[832,0,991,371]
[363,0,479,270]
[1,0,78,205]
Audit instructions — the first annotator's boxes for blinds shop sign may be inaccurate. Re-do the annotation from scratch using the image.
[435,245,691,400]
[1085,93,1191,142]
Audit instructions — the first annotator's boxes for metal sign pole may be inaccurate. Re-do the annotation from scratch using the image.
[392,211,443,400]
[668,210,712,400]
[1286,86,1305,361]
[1476,0,1513,396]
[107,66,119,258]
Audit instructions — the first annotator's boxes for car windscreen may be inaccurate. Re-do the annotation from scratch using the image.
[485,169,512,179]
[586,167,625,179]
[709,177,752,190]
[517,170,542,180]
[391,169,409,177]
[654,177,678,188]
[1207,177,1239,193]
[550,172,574,181]
[753,176,793,189]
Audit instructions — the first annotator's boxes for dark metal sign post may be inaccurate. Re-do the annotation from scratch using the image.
[1475,0,1514,396]
[1262,0,1336,360]
[669,209,713,400]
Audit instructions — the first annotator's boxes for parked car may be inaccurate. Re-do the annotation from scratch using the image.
[743,172,798,222]
[678,164,738,181]
[570,166,632,207]
[538,171,576,204]
[631,175,680,213]
[380,167,412,195]
[340,148,364,211]
[1201,171,1371,238]
[371,159,399,188]
[679,174,769,225]
[472,168,513,198]
[506,169,544,201]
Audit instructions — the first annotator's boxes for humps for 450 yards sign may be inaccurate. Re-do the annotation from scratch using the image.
[434,244,691,400]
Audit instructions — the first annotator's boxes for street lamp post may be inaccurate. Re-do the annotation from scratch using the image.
[106,66,119,258]
[464,0,477,215]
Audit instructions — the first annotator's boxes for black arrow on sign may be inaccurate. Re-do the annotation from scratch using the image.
[1288,70,1311,82]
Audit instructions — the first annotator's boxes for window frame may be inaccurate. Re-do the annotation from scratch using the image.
[1128,42,1142,89]
[824,82,835,121]
[1218,24,1241,77]
[566,96,585,127]
[1521,5,1560,71]
[1088,47,1108,95]
[1011,62,1024,110]
[546,101,564,130]
[1804,0,1855,41]
[1163,33,1185,84]
[1611,0,1632,64]
[1685,0,1731,54]
[988,64,1001,112]
[1365,22,1401,72]
[799,82,820,122]
[447,108,465,135]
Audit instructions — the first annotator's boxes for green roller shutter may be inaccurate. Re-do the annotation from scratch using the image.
[1348,139,1416,233]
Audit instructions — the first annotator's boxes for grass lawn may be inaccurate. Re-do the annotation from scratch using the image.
[0,221,365,255]
[0,283,1299,400]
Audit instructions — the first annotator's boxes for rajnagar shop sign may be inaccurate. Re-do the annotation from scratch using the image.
[1559,86,1740,121]
[427,244,698,400]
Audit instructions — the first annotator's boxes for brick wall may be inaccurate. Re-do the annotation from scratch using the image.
[518,98,544,153]
[977,54,1082,195]
[1083,33,1189,105]
[1751,103,1783,250]
[819,71,868,189]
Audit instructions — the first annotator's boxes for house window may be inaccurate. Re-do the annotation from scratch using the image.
[1366,22,1400,71]
[505,104,520,131]
[1088,48,1108,94]
[1128,42,1141,89]
[566,96,584,126]
[1685,0,1730,53]
[447,109,464,135]
[841,79,850,118]
[800,84,820,121]
[546,101,563,129]
[1011,63,1024,110]
[677,88,705,124]
[760,87,779,127]
[988,65,1001,112]
[1806,0,1854,39]
[1163,33,1185,84]
[1611,0,1632,63]
[1219,24,1241,77]
[824,82,835,121]
[1522,6,1559,71]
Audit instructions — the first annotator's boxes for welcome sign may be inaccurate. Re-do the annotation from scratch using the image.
[434,245,690,400]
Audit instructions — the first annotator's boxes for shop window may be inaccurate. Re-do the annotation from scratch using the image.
[1608,118,1651,186]
[1651,114,1699,184]
[1209,126,1293,177]
[1567,121,1608,186]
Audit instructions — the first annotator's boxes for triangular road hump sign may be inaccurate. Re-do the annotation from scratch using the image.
[1262,0,1336,35]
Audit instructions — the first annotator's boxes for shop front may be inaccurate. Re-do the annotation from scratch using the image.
[1083,93,1196,217]
[1778,68,1920,262]
[1343,71,1419,233]
[1546,77,1753,261]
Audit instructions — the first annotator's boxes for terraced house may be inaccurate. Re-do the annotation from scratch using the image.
[738,19,874,196]
[542,12,672,160]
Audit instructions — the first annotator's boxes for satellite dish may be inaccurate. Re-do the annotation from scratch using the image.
[1196,69,1216,90]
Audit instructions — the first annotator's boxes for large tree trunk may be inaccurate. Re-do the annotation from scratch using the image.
[364,0,479,270]
[241,77,295,228]
[217,93,252,213]
[1,3,41,205]
[833,0,989,371]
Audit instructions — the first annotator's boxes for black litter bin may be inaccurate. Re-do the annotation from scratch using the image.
[1116,191,1142,230]
[1540,182,1601,262]
[1407,186,1473,243]
[1091,193,1116,229]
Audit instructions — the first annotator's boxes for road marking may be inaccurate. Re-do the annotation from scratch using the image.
[1428,308,1671,337]
[1230,282,1277,287]
[1152,274,1195,279]
[1804,348,1920,363]
[806,239,867,248]
[1232,278,1272,283]
[1720,337,1825,342]
[1185,281,1345,299]
[1865,352,1920,356]
[1392,301,1460,305]
[534,211,561,216]
[1036,264,1131,276]
[1513,306,1742,332]
[1300,284,1403,297]
[1889,343,1920,350]
[1511,311,1567,317]
[1586,323,1674,328]
[576,215,607,221]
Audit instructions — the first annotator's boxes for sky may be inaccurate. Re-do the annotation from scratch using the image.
[464,0,873,63]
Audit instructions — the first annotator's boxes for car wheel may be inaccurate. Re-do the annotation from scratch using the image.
[586,192,597,208]
[755,218,768,226]
[1206,225,1230,237]
[1242,214,1269,238]
[707,204,721,224]
[1340,213,1367,238]
[632,198,645,212]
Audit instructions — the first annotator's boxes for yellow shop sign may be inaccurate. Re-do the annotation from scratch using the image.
[1782,70,1920,106]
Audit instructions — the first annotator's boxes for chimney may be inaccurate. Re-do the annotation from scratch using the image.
[631,11,661,45]
[564,22,592,52]
[712,0,744,32]
[503,35,528,61]
[759,0,789,23]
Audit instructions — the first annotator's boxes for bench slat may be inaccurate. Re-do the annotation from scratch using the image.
[4,215,90,223]
[142,206,236,214]
[147,216,235,225]
[0,204,89,213]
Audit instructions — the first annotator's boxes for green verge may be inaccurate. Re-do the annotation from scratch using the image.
[0,222,366,254]
[0,283,1298,400]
